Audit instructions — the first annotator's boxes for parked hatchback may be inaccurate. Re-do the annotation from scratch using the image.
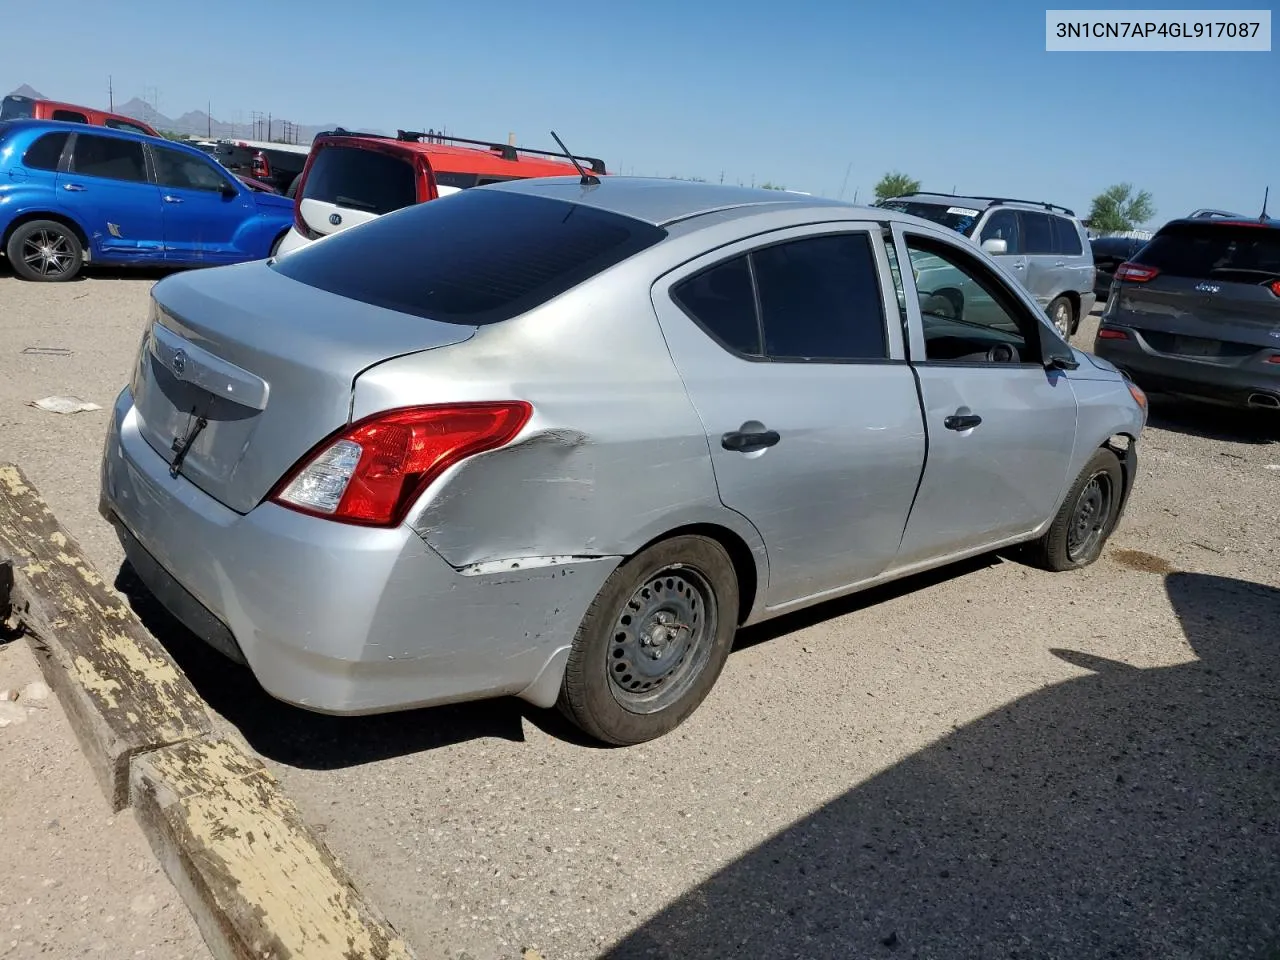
[100,179,1145,745]
[274,129,606,256]
[1094,217,1280,411]
[0,119,295,281]
[877,192,1096,337]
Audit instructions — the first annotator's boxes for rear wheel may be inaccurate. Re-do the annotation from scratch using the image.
[557,535,739,745]
[6,220,83,282]
[1026,447,1124,571]
[269,232,287,259]
[1048,295,1075,338]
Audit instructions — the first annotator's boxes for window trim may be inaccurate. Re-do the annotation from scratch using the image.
[889,223,1053,370]
[663,222,906,366]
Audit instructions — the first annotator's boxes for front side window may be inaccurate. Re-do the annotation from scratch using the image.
[979,210,1022,253]
[906,235,1034,363]
[672,233,889,363]
[152,145,231,192]
[23,132,69,171]
[69,133,147,183]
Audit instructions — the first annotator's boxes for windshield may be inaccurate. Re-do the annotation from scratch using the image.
[0,96,35,121]
[878,200,982,237]
[1135,222,1280,283]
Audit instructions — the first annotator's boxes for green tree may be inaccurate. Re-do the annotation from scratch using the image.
[1088,183,1156,232]
[760,181,787,191]
[874,171,921,201]
[667,174,707,182]
[157,130,190,142]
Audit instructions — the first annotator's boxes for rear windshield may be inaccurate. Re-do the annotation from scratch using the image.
[1,96,34,121]
[271,188,668,325]
[877,200,981,236]
[1134,222,1280,282]
[301,144,417,216]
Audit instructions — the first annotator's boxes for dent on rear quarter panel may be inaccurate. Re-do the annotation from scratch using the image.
[350,255,765,570]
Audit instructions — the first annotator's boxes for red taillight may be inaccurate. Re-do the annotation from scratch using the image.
[1097,328,1130,340]
[269,402,533,527]
[252,151,270,179]
[1268,355,1280,364]
[1115,262,1159,283]
[1268,280,1280,297]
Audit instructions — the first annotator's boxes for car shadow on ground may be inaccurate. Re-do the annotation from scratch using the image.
[114,552,1006,767]
[607,571,1280,959]
[1145,395,1280,445]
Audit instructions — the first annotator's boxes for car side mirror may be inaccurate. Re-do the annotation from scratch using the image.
[220,181,238,199]
[981,237,1007,255]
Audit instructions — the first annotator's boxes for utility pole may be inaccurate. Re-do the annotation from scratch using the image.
[108,75,113,111]
[207,100,211,138]
[267,113,272,142]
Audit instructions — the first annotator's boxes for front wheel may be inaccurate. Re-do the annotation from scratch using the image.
[1026,447,1124,571]
[6,220,83,282]
[557,535,739,745]
[1048,295,1075,339]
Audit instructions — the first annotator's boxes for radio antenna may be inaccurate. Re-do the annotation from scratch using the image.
[550,130,600,186]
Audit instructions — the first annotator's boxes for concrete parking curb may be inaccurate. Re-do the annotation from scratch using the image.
[0,463,417,960]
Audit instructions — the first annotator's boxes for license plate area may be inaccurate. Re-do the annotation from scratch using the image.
[1171,335,1222,358]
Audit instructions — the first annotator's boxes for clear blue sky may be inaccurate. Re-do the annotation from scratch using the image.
[5,0,1277,222]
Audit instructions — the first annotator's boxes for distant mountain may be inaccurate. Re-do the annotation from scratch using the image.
[6,83,355,145]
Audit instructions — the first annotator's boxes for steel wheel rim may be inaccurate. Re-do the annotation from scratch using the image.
[1052,301,1071,337]
[607,566,717,715]
[1067,471,1113,562]
[21,229,74,277]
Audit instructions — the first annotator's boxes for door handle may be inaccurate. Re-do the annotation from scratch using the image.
[1012,262,1025,269]
[943,414,983,431]
[1054,260,1066,267]
[163,195,184,203]
[721,428,780,452]
[62,183,86,192]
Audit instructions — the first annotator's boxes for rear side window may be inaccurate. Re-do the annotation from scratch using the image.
[1021,212,1055,254]
[69,133,147,182]
[301,145,417,215]
[105,118,152,136]
[673,256,760,355]
[672,233,889,362]
[271,189,668,325]
[1135,223,1280,282]
[52,109,88,124]
[22,132,69,171]
[754,235,887,361]
[1051,216,1083,255]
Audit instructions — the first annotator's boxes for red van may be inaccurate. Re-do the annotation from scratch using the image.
[0,94,159,137]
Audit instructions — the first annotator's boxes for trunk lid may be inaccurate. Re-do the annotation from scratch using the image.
[131,260,476,514]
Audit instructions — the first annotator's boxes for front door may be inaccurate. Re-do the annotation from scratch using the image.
[149,144,254,263]
[890,225,1079,565]
[57,131,164,263]
[650,223,927,608]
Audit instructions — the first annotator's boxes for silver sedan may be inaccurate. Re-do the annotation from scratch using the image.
[99,176,1147,744]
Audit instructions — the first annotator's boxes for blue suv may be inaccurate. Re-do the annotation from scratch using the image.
[0,119,294,281]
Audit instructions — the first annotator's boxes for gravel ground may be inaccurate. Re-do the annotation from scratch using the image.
[1,268,1277,960]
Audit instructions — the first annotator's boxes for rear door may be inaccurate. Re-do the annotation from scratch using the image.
[651,223,926,607]
[296,142,420,240]
[1020,210,1059,306]
[56,131,164,262]
[149,142,254,263]
[1112,221,1280,359]
[890,224,1078,564]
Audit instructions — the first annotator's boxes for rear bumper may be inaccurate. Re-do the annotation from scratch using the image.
[99,388,620,715]
[1093,330,1280,409]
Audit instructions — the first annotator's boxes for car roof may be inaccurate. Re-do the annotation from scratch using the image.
[1156,216,1280,232]
[888,191,1079,218]
[0,118,213,156]
[485,176,866,228]
[313,132,590,179]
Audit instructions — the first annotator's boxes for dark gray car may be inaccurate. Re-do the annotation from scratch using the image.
[1093,217,1280,411]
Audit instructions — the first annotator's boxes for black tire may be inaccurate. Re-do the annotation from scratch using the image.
[1048,295,1075,338]
[1026,447,1124,572]
[557,535,739,745]
[285,174,301,199]
[6,220,83,282]
[269,232,287,259]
